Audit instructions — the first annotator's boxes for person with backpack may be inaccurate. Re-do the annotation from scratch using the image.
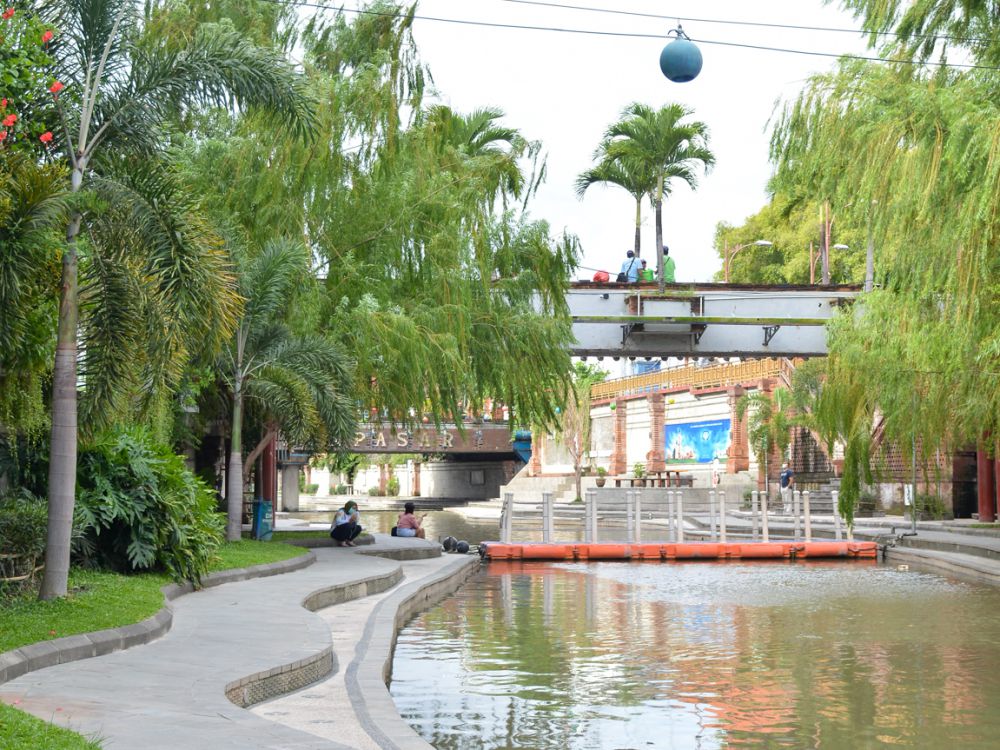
[617,250,639,282]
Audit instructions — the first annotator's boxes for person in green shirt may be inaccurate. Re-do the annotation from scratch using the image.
[639,259,655,282]
[662,245,676,283]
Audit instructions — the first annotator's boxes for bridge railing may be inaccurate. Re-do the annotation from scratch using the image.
[500,489,836,544]
[590,358,785,401]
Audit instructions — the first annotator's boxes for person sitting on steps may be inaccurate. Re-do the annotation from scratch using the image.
[330,500,363,546]
[396,501,427,538]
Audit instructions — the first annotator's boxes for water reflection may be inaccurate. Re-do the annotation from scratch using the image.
[391,562,1000,749]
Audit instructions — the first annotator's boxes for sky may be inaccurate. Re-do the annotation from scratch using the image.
[387,0,873,283]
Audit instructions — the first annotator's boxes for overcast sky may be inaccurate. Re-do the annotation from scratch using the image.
[386,0,872,282]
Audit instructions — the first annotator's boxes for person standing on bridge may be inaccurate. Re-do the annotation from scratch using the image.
[662,246,676,284]
[639,258,655,282]
[617,250,639,282]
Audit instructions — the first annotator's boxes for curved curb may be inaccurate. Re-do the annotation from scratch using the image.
[224,566,405,709]
[886,546,1000,586]
[347,555,481,750]
[0,551,316,687]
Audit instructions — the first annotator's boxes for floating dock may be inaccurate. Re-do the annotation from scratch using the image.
[480,541,878,561]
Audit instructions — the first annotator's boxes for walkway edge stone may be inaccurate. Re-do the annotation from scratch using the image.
[0,550,316,686]
[886,546,1000,586]
[348,555,481,750]
[224,566,407,709]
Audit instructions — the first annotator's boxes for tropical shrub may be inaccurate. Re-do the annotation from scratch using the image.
[0,489,47,593]
[367,486,384,497]
[386,476,400,496]
[632,462,645,478]
[332,484,349,495]
[303,483,319,495]
[74,428,224,583]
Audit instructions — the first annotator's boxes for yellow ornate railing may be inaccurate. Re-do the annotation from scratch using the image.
[591,358,786,401]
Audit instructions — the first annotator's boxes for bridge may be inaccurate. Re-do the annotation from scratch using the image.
[349,422,529,461]
[567,282,860,358]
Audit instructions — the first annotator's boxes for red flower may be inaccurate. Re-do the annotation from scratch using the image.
[39,131,53,143]
[41,30,53,44]
[0,131,6,142]
[0,99,6,108]
[2,113,16,127]
[2,9,14,21]
[49,80,64,95]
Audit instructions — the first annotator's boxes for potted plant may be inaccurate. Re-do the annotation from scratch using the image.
[595,466,608,488]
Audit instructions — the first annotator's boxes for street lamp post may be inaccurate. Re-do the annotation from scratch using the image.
[723,240,772,282]
[811,242,849,284]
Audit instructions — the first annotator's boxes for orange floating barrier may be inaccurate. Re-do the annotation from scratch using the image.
[480,541,879,562]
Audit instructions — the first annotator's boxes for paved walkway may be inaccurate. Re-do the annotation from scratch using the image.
[0,537,475,750]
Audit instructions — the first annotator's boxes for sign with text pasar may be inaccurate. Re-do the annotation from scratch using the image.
[665,419,731,463]
[353,423,515,454]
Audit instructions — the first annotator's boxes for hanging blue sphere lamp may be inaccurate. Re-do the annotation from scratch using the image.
[659,24,702,83]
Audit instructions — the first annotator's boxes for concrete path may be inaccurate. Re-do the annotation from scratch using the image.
[0,537,476,750]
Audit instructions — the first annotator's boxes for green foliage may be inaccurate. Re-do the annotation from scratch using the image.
[632,462,646,479]
[916,493,948,520]
[303,483,319,495]
[331,484,349,495]
[386,475,400,496]
[596,466,607,477]
[736,387,795,487]
[368,486,385,497]
[0,701,102,749]
[74,428,224,583]
[0,489,47,558]
[0,5,58,153]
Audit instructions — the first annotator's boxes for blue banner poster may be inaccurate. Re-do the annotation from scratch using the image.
[665,419,731,463]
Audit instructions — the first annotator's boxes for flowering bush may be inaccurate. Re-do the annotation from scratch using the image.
[0,7,57,152]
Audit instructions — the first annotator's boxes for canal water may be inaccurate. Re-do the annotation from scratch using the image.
[391,560,1000,749]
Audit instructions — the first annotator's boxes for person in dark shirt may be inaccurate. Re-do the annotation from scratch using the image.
[779,463,795,513]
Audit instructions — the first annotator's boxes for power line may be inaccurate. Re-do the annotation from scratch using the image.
[499,0,993,46]
[272,0,1000,72]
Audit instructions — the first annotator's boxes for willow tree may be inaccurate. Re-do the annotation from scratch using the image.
[36,0,314,599]
[179,2,578,435]
[768,1,1000,518]
[602,102,714,289]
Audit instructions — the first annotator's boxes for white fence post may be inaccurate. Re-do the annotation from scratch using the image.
[625,490,635,544]
[719,490,727,543]
[803,490,812,542]
[751,491,760,542]
[832,489,843,541]
[676,490,685,542]
[793,489,802,540]
[585,490,596,543]
[634,490,643,544]
[708,490,717,541]
[666,490,675,542]
[502,492,513,543]
[542,491,553,543]
[761,490,770,543]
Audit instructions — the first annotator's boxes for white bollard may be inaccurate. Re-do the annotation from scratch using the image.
[584,491,596,543]
[634,490,643,544]
[803,490,812,542]
[542,491,553,543]
[761,490,770,542]
[832,489,843,541]
[667,490,676,542]
[719,490,727,543]
[793,489,802,541]
[625,490,635,544]
[751,491,760,542]
[709,490,717,541]
[502,492,513,543]
[676,490,685,542]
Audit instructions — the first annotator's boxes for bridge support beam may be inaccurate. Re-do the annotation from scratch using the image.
[646,393,666,474]
[727,385,749,473]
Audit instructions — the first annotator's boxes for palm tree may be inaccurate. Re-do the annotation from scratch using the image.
[736,387,794,496]
[575,148,653,258]
[221,239,355,541]
[603,102,714,290]
[37,0,314,599]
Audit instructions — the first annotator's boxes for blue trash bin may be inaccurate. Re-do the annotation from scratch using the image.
[252,499,273,541]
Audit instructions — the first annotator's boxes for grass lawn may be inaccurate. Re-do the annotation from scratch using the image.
[1,540,308,654]
[0,539,309,749]
[0,702,102,750]
[244,529,330,542]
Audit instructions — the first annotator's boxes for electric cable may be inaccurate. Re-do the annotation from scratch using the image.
[267,0,1000,72]
[499,0,995,46]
